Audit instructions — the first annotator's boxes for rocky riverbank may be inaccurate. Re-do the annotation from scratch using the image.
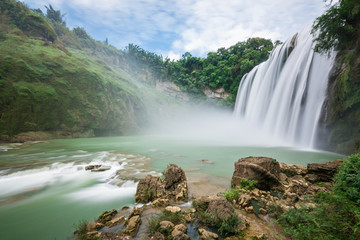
[74,157,342,240]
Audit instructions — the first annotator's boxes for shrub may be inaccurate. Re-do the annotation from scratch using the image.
[239,178,258,191]
[73,219,88,240]
[278,191,360,240]
[334,153,360,204]
[224,188,244,202]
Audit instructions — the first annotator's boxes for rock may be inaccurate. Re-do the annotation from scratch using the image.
[97,209,118,224]
[200,159,214,164]
[259,208,267,215]
[146,232,165,240]
[172,224,187,237]
[238,194,252,208]
[193,195,218,212]
[151,198,169,207]
[91,166,111,172]
[305,173,319,183]
[232,157,281,190]
[99,232,133,240]
[165,206,181,213]
[106,216,125,227]
[135,175,164,203]
[135,164,188,203]
[279,162,307,176]
[87,231,101,239]
[123,215,141,237]
[87,221,104,231]
[245,206,254,213]
[173,233,191,240]
[198,228,218,239]
[85,165,101,170]
[127,207,142,219]
[289,179,309,196]
[164,164,188,201]
[159,220,175,233]
[206,197,235,223]
[307,160,343,182]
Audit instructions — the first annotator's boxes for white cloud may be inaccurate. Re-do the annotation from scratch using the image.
[24,0,327,57]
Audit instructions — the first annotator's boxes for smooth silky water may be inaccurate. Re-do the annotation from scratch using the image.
[0,136,343,240]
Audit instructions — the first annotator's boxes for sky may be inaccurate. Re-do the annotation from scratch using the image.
[23,0,329,59]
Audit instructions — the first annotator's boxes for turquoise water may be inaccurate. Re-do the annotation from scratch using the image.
[0,136,343,240]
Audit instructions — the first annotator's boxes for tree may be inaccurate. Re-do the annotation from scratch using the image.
[45,4,66,25]
[312,0,360,54]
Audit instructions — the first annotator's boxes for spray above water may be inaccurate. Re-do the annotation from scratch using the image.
[234,25,335,148]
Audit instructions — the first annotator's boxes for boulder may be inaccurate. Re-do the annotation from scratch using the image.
[173,233,191,240]
[165,206,181,213]
[135,164,188,203]
[172,224,187,237]
[159,220,175,234]
[307,160,343,182]
[87,231,101,239]
[193,195,218,212]
[123,215,141,237]
[206,197,235,223]
[232,157,281,190]
[164,164,188,201]
[99,232,133,240]
[85,165,101,171]
[198,228,218,239]
[87,221,104,231]
[135,175,164,203]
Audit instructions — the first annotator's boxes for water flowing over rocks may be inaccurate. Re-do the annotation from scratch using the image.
[75,158,343,240]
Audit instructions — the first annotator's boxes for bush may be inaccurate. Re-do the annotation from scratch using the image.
[334,153,360,204]
[278,191,360,240]
[224,188,244,202]
[197,211,243,237]
[239,178,258,191]
[73,219,88,240]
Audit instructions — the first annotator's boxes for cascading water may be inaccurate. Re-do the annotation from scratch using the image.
[234,25,335,148]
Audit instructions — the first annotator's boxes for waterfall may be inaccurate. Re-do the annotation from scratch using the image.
[233,25,335,148]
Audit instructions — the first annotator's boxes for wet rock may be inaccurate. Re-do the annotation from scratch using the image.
[165,206,181,213]
[172,224,187,237]
[151,198,169,207]
[106,216,125,227]
[245,206,254,213]
[91,166,111,172]
[146,232,165,240]
[135,175,164,203]
[173,233,191,240]
[259,208,267,215]
[87,231,101,239]
[232,157,281,190]
[99,232,133,240]
[159,220,175,233]
[198,228,218,239]
[307,160,343,182]
[87,221,104,231]
[127,207,142,219]
[123,215,141,237]
[238,194,252,208]
[85,165,101,170]
[164,164,188,201]
[97,209,118,224]
[200,159,214,164]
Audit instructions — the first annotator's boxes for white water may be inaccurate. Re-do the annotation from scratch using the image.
[234,25,335,148]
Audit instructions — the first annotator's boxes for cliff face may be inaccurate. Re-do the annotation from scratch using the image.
[320,37,360,154]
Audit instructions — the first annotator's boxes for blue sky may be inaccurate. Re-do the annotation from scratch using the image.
[23,0,328,59]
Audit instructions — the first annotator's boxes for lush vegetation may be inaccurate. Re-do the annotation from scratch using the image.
[0,0,147,139]
[148,210,186,238]
[312,0,360,153]
[277,153,360,240]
